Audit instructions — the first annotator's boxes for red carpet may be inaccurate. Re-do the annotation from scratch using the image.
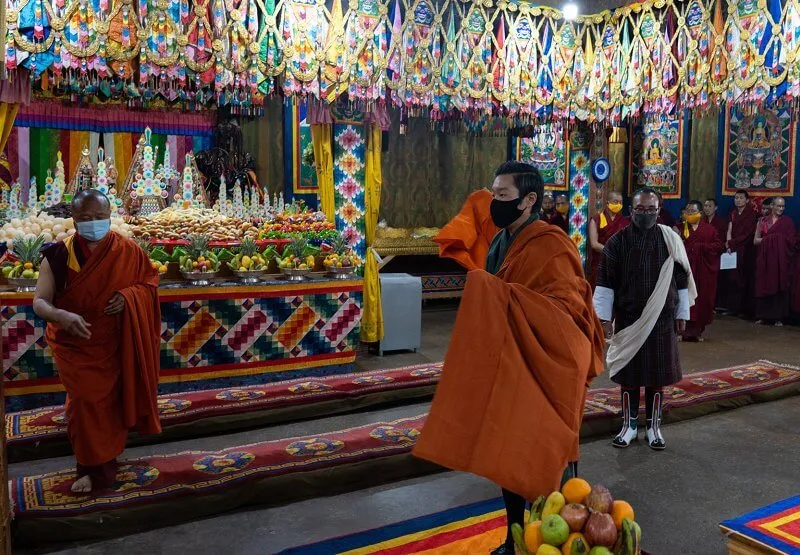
[9,360,800,545]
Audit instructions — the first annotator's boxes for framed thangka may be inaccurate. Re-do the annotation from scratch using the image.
[722,108,796,197]
[628,116,684,199]
[513,125,569,191]
[284,102,318,195]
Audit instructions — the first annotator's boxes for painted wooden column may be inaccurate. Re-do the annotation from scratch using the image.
[568,126,593,266]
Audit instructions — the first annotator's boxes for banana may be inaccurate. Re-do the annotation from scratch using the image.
[614,518,641,555]
[529,496,546,523]
[626,518,642,554]
[511,522,529,555]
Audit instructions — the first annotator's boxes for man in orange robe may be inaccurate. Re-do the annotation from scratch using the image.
[34,190,162,493]
[434,189,499,271]
[413,162,605,555]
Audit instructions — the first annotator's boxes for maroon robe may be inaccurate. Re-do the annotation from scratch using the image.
[707,213,729,243]
[755,215,796,321]
[548,212,569,233]
[681,221,724,338]
[718,205,759,315]
[657,208,676,228]
[589,210,630,287]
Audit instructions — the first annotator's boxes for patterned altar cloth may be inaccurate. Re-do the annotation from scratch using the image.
[2,280,363,411]
[721,495,800,554]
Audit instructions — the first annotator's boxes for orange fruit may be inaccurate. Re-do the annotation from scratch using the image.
[561,478,592,505]
[562,533,590,555]
[611,500,635,530]
[525,520,543,553]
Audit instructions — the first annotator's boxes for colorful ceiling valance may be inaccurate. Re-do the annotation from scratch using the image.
[5,0,800,122]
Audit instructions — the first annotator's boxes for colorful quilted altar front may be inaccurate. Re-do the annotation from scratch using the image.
[721,494,800,554]
[1,280,363,412]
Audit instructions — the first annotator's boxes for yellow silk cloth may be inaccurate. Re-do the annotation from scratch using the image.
[310,124,335,221]
[361,125,384,343]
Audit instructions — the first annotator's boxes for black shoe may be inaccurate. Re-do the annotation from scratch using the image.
[491,544,515,555]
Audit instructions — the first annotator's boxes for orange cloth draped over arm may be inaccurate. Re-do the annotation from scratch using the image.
[434,189,499,271]
[413,222,605,500]
[46,233,162,466]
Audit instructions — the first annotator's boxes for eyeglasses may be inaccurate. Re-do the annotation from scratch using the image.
[632,208,659,215]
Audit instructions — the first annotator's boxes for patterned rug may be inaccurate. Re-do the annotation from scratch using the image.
[720,495,800,554]
[9,360,798,453]
[278,497,507,554]
[9,361,800,544]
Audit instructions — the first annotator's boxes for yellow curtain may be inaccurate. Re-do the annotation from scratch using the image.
[310,124,335,221]
[0,103,19,152]
[361,124,384,343]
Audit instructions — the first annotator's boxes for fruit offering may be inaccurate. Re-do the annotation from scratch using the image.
[129,207,256,242]
[2,235,45,280]
[512,480,642,555]
[180,234,220,275]
[259,210,336,240]
[136,239,169,275]
[228,237,269,273]
[0,212,131,247]
[276,236,316,271]
[323,235,361,271]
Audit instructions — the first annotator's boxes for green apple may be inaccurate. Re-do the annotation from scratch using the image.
[589,547,613,555]
[541,514,570,546]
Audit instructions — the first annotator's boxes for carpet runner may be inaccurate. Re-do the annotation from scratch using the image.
[720,495,800,554]
[10,360,800,545]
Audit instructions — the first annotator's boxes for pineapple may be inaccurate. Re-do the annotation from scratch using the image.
[324,234,358,270]
[182,234,218,273]
[230,237,265,272]
[278,235,313,270]
[9,235,45,279]
[331,234,349,256]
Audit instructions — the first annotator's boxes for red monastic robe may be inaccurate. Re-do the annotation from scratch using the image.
[589,210,630,287]
[754,216,796,320]
[707,213,729,243]
[718,205,759,314]
[46,233,162,469]
[681,221,724,337]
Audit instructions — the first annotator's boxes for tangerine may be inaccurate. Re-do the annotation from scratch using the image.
[610,500,635,530]
[561,478,592,505]
[525,520,543,553]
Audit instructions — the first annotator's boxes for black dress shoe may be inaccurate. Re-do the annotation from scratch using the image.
[490,543,515,555]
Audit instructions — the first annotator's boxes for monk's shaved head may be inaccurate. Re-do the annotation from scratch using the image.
[72,189,111,212]
[608,191,623,203]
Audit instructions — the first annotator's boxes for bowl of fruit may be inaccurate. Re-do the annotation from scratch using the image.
[2,235,45,292]
[276,237,316,281]
[228,238,269,284]
[136,239,170,277]
[323,236,361,279]
[179,234,221,286]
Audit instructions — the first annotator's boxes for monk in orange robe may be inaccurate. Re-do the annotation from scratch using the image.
[588,191,629,287]
[434,189,499,271]
[34,190,162,493]
[413,162,605,555]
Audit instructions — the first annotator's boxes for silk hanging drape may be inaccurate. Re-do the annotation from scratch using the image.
[310,124,335,221]
[361,125,384,342]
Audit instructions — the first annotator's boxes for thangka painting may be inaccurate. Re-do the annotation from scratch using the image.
[284,102,318,195]
[722,108,796,197]
[513,126,569,191]
[628,116,684,199]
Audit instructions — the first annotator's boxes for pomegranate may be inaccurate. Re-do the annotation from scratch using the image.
[584,512,618,548]
[586,484,614,513]
[560,503,590,533]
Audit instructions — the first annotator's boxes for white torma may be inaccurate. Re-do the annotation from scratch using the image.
[594,224,698,378]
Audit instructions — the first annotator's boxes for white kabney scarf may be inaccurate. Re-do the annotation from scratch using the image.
[606,225,698,378]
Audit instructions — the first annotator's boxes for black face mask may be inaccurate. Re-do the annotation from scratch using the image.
[632,213,658,230]
[491,198,524,228]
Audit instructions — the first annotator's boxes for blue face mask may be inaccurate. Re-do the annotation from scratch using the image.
[75,219,111,242]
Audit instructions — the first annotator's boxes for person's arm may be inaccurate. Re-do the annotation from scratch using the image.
[33,259,92,339]
[754,223,763,246]
[588,218,603,253]
[593,237,618,337]
[674,264,689,332]
[726,221,732,251]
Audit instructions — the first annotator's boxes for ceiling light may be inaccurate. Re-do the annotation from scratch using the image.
[563,3,579,21]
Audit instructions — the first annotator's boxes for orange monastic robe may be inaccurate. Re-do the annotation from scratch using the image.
[46,232,162,467]
[434,189,499,271]
[413,222,605,499]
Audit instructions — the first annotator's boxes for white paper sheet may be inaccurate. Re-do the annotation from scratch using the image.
[720,252,737,270]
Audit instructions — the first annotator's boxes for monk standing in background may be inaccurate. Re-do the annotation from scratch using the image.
[754,197,795,326]
[414,162,604,555]
[551,193,570,233]
[540,192,556,224]
[34,189,162,493]
[656,192,677,228]
[679,201,724,341]
[434,189,499,271]
[588,191,629,287]
[718,191,759,317]
[704,198,729,243]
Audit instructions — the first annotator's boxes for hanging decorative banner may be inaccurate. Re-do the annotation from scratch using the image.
[513,125,569,191]
[332,108,367,263]
[568,128,591,265]
[722,107,796,197]
[628,115,684,199]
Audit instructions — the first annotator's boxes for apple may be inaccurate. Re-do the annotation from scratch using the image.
[588,548,613,555]
[540,514,570,546]
[586,484,614,514]
[584,513,617,548]
[560,503,590,533]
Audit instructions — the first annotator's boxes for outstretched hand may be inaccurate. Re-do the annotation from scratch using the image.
[105,292,125,315]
